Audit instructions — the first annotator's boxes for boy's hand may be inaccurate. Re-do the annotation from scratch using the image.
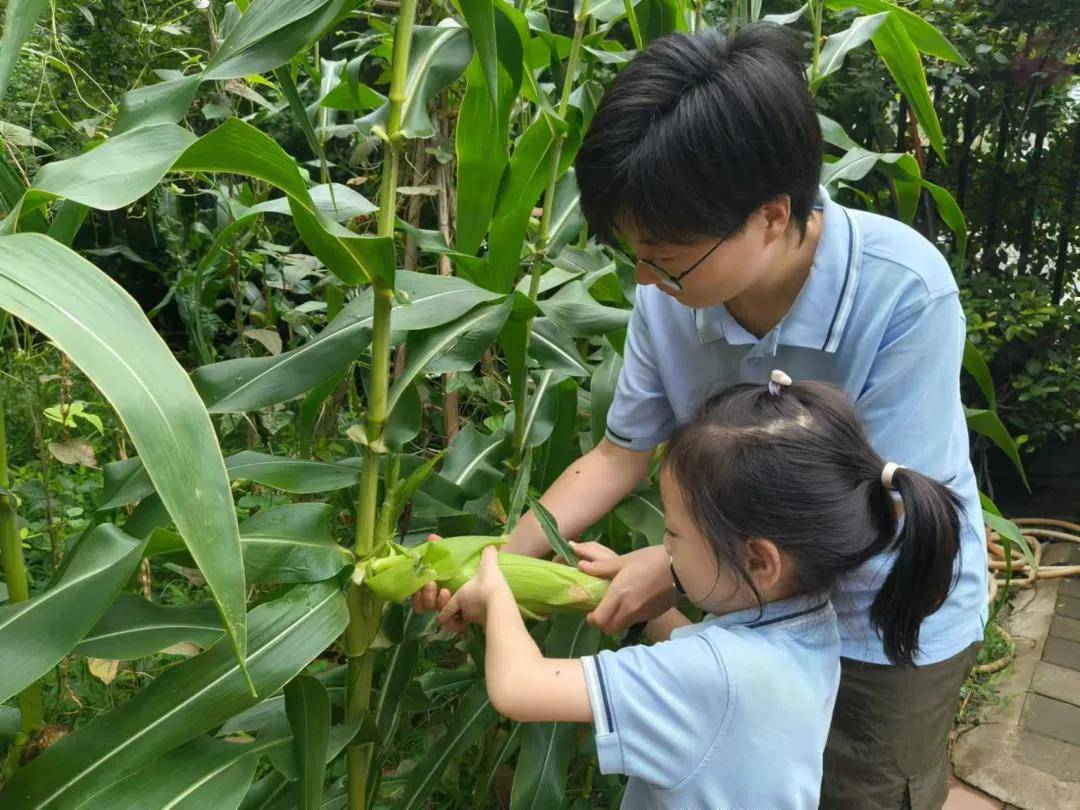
[437,546,512,633]
[579,544,678,634]
[568,540,618,564]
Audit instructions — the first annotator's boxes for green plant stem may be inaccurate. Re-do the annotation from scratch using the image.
[0,401,44,740]
[511,2,589,464]
[810,0,823,83]
[623,0,643,49]
[344,2,417,807]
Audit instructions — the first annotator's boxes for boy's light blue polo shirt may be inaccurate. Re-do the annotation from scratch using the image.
[605,188,987,666]
[582,593,840,809]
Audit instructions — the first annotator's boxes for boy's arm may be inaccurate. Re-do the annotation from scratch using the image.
[483,589,593,723]
[644,609,692,642]
[506,437,654,556]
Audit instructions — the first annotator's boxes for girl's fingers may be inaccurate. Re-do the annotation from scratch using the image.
[411,580,438,613]
[435,588,452,611]
[437,591,463,627]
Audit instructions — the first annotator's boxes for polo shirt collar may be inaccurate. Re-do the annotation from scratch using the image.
[671,592,832,639]
[694,186,862,354]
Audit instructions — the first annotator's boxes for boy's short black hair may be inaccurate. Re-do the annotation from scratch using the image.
[575,23,823,245]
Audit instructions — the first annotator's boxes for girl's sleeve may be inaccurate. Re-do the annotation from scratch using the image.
[580,634,732,789]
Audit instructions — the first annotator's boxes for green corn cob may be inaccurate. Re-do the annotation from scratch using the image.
[362,535,608,617]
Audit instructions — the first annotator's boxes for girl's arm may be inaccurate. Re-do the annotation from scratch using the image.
[438,546,592,724]
[483,588,593,723]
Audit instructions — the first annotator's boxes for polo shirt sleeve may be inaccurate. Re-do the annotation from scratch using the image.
[856,291,969,484]
[581,634,731,789]
[604,295,677,451]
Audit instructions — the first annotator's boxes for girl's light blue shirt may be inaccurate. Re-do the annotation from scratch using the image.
[604,188,987,666]
[582,594,840,810]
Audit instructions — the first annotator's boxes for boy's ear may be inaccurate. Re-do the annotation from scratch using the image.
[758,197,792,244]
[744,537,784,590]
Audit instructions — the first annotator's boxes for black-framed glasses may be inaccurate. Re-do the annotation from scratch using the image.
[639,238,726,293]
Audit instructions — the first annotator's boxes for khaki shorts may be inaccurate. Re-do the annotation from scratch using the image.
[821,642,980,810]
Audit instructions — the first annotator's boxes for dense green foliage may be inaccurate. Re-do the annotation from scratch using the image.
[0,1,1074,807]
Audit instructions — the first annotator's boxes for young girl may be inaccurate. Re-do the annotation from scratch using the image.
[436,374,963,809]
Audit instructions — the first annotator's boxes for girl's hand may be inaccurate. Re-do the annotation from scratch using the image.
[410,535,451,614]
[437,546,512,633]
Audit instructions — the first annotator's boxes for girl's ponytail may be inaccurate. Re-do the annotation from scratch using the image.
[870,465,963,666]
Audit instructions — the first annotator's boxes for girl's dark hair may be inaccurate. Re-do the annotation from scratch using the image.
[574,23,823,245]
[663,381,962,666]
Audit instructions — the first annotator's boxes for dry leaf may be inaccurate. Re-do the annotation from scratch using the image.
[164,563,206,587]
[48,439,96,468]
[160,641,201,657]
[87,658,119,685]
[243,328,283,356]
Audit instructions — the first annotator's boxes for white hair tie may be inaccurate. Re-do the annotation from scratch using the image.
[768,369,792,396]
[881,462,905,490]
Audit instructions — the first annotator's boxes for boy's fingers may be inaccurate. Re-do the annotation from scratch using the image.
[570,541,615,562]
[578,555,621,579]
[587,592,621,634]
[426,534,443,543]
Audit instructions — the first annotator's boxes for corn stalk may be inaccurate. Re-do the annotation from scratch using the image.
[343,2,418,807]
[0,400,43,776]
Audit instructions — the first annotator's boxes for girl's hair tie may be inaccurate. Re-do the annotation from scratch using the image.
[768,369,793,396]
[881,462,905,490]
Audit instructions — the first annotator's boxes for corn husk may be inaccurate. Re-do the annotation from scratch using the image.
[363,535,608,617]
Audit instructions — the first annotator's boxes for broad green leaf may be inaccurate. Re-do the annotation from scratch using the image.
[389,299,513,413]
[460,0,499,105]
[285,676,331,810]
[394,684,500,810]
[962,341,995,410]
[29,123,197,212]
[114,0,354,132]
[528,318,590,377]
[982,509,1037,574]
[518,369,561,449]
[374,608,432,742]
[79,732,289,810]
[821,146,916,186]
[614,487,665,546]
[546,170,584,258]
[268,714,373,782]
[0,0,50,104]
[455,58,514,256]
[0,706,19,741]
[812,13,888,86]
[359,22,474,139]
[103,452,362,510]
[172,119,395,286]
[229,451,361,493]
[763,3,807,24]
[527,496,577,564]
[193,271,500,412]
[100,456,157,510]
[441,423,505,497]
[535,378,579,490]
[75,594,224,660]
[965,408,1028,490]
[636,0,681,44]
[206,0,353,80]
[112,76,202,135]
[510,616,600,810]
[823,0,965,64]
[219,667,347,737]
[241,772,292,809]
[238,502,353,584]
[0,233,249,680]
[487,114,565,294]
[921,179,967,268]
[869,15,945,162]
[590,344,624,445]
[818,114,859,151]
[0,583,347,809]
[538,280,630,336]
[0,525,144,703]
